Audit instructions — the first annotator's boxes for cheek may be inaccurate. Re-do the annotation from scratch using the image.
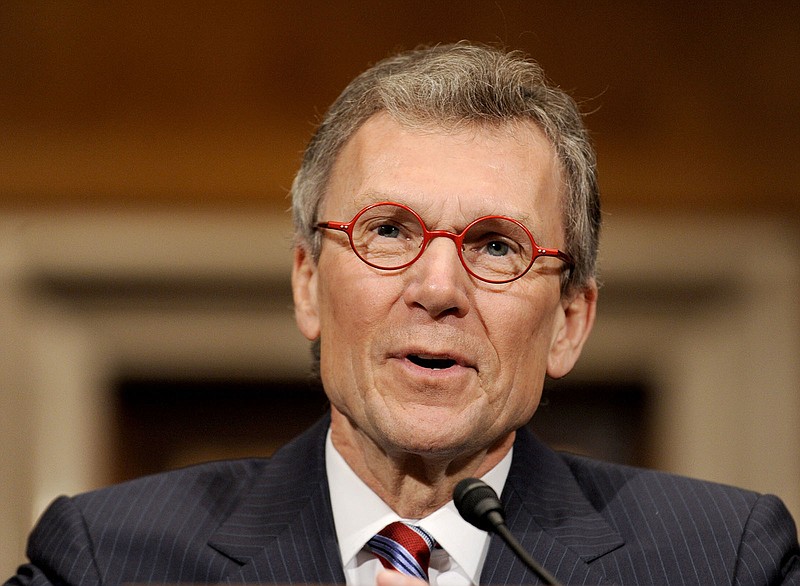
[488,296,557,422]
[486,288,560,373]
[496,288,556,337]
[321,275,386,333]
[317,261,400,366]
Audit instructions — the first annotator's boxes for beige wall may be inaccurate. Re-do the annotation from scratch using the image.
[1,210,798,576]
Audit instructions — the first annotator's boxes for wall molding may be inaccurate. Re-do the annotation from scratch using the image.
[1,210,798,571]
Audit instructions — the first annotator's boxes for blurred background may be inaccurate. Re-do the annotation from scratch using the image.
[1,1,799,575]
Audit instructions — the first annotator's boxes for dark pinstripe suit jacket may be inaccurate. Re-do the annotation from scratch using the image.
[8,415,800,585]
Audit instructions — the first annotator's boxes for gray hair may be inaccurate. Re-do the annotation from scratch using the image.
[291,42,600,294]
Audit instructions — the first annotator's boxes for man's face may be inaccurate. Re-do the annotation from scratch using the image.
[293,113,595,463]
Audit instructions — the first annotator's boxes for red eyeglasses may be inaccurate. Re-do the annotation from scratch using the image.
[315,202,573,284]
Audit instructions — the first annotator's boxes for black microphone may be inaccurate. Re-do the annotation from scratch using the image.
[453,478,563,586]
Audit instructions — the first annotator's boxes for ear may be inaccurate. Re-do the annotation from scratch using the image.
[546,280,598,379]
[292,244,321,341]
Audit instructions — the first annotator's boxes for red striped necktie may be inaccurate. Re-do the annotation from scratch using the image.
[367,521,436,581]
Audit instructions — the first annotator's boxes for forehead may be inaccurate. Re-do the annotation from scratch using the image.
[323,113,564,234]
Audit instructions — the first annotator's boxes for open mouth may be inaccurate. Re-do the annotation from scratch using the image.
[407,354,458,370]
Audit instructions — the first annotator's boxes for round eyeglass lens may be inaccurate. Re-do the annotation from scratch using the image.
[351,204,424,268]
[461,217,534,281]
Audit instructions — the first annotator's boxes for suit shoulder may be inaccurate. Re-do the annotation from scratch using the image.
[558,453,800,583]
[21,419,332,585]
[560,452,761,515]
[21,458,272,585]
[70,458,269,526]
[557,451,797,552]
[65,415,330,529]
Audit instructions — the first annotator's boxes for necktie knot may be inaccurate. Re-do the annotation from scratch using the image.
[367,521,436,581]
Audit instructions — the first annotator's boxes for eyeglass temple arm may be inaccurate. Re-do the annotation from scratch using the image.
[537,247,575,268]
[316,221,350,231]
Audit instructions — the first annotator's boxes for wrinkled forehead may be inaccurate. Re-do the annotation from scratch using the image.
[320,113,566,232]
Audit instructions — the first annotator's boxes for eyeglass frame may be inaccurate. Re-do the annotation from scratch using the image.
[314,201,574,284]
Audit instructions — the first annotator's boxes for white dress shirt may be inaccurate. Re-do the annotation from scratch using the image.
[325,430,512,586]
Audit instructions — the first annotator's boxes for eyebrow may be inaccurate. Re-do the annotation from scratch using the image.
[346,192,551,243]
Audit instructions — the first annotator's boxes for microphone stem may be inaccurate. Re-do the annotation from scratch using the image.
[494,523,562,586]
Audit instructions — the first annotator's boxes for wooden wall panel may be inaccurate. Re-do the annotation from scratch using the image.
[1,2,798,216]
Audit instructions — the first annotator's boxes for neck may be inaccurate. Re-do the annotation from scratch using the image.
[329,408,515,518]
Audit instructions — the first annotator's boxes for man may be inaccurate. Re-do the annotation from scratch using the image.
[7,43,799,586]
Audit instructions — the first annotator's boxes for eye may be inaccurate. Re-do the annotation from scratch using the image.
[485,240,510,256]
[376,224,401,238]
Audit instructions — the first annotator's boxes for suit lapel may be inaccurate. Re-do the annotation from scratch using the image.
[208,416,346,585]
[206,418,623,585]
[481,428,624,585]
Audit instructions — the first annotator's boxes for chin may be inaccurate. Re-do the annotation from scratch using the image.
[376,409,487,458]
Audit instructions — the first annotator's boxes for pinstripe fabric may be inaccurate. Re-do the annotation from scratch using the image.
[6,415,799,585]
[480,429,800,585]
[8,417,344,586]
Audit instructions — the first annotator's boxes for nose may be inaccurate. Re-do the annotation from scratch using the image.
[402,236,471,319]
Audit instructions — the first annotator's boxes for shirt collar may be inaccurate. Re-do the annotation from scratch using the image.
[326,428,513,584]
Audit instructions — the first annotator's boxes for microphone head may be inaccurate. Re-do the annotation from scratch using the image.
[453,477,505,532]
